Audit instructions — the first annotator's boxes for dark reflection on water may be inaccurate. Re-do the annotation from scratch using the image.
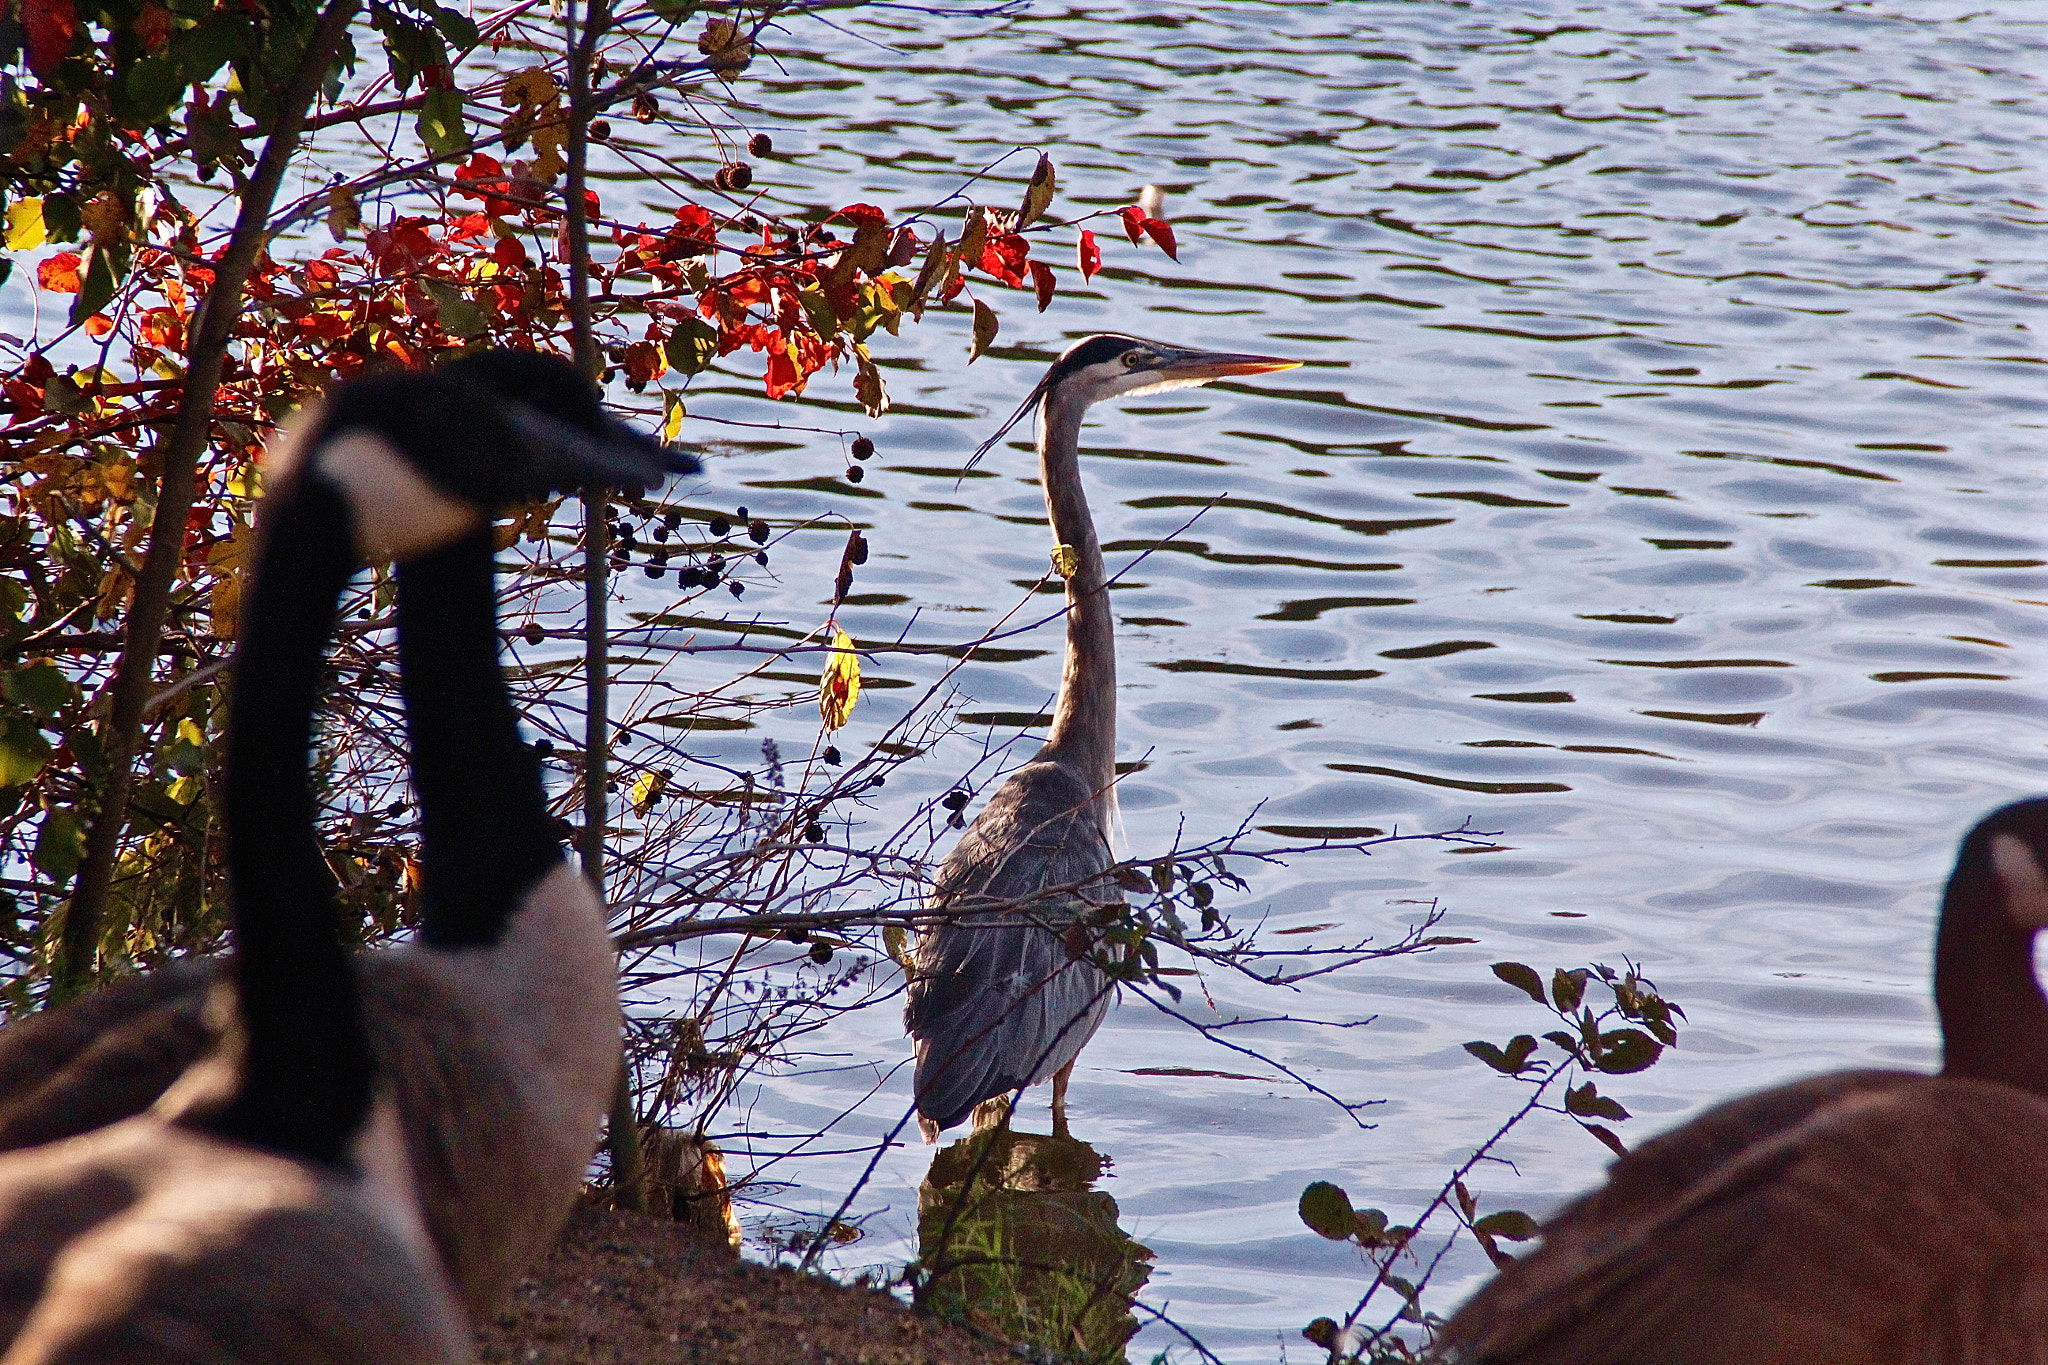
[920,1127,1153,1365]
[575,0,2048,1356]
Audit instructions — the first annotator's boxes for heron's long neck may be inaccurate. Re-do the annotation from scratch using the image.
[1038,388,1115,808]
[215,474,374,1165]
[1936,841,2048,1094]
[397,532,565,947]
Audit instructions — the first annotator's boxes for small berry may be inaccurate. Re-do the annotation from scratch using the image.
[709,515,731,536]
[809,941,833,965]
[942,790,969,811]
[590,120,612,141]
[823,746,842,766]
[644,565,663,580]
[867,775,886,789]
[725,162,752,190]
[664,510,681,531]
[729,581,744,598]
[748,519,769,544]
[533,738,554,757]
[654,525,671,543]
[749,132,773,157]
[851,437,874,461]
[523,623,546,645]
[805,821,825,843]
[846,466,863,483]
[386,799,409,816]
[754,550,768,567]
[783,927,808,944]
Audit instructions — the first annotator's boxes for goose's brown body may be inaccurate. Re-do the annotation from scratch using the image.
[1440,800,2048,1365]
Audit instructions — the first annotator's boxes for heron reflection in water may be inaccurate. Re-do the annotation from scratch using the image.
[919,1123,1153,1364]
[905,336,1300,1143]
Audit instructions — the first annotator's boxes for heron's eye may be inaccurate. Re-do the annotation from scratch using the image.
[1121,352,1142,369]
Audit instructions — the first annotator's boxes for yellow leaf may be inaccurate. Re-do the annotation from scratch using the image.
[4,198,45,251]
[883,924,911,969]
[176,718,204,747]
[1050,544,1079,578]
[1017,154,1056,230]
[630,768,667,817]
[662,391,687,444]
[206,514,256,637]
[819,626,861,732]
[166,774,203,806]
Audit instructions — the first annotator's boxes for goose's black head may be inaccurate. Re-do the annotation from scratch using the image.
[285,350,700,563]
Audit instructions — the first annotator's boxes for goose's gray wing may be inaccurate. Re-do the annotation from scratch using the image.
[905,761,1115,1132]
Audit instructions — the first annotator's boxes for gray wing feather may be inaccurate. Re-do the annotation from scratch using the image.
[905,760,1115,1132]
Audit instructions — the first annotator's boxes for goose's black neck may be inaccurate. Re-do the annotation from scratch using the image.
[211,474,374,1166]
[1938,812,2048,1095]
[397,531,564,947]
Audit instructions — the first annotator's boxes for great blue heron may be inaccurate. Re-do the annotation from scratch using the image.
[0,353,692,1356]
[905,334,1299,1143]
[1437,798,2048,1364]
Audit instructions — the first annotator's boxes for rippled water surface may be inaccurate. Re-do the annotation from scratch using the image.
[633,1,2048,1355]
[22,0,2045,1356]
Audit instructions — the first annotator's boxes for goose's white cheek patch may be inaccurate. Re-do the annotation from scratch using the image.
[1992,833,2048,930]
[315,432,482,563]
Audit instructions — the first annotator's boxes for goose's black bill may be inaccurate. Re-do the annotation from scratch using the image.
[503,403,701,498]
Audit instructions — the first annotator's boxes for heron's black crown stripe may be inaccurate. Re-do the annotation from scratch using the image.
[1047,334,1146,384]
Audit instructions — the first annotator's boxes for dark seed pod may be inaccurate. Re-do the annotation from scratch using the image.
[846,466,863,483]
[748,132,773,157]
[782,926,809,944]
[644,565,663,579]
[809,941,833,965]
[532,738,554,757]
[948,811,966,830]
[867,775,886,789]
[589,119,612,141]
[724,162,752,190]
[823,746,841,766]
[754,550,768,567]
[664,510,681,531]
[653,548,671,566]
[707,555,725,572]
[654,525,671,543]
[735,505,748,519]
[712,167,732,192]
[748,519,769,544]
[805,821,825,843]
[851,538,869,566]
[633,92,659,122]
[851,437,874,461]
[729,581,744,597]
[941,789,969,811]
[709,514,731,536]
[523,623,546,645]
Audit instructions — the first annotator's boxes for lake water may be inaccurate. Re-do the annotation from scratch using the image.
[9,0,2044,1358]
[639,2,2045,1358]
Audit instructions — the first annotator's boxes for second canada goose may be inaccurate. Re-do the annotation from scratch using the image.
[0,352,695,1355]
[1438,798,2048,1364]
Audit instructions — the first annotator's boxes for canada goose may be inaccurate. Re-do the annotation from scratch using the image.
[905,336,1298,1143]
[1437,798,2048,1365]
[0,352,694,1357]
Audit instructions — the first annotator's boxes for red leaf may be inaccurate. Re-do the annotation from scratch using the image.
[764,335,801,399]
[492,236,529,268]
[24,0,78,78]
[1028,259,1056,312]
[1118,205,1147,246]
[977,233,1029,289]
[829,203,888,229]
[1142,217,1178,261]
[82,313,114,338]
[1076,229,1100,282]
[673,203,717,241]
[37,253,82,293]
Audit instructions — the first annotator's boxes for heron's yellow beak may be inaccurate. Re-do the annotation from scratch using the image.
[1157,351,1303,382]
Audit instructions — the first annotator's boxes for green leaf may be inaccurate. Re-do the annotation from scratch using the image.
[1463,1034,1539,1076]
[4,661,73,717]
[40,192,80,244]
[118,53,187,129]
[68,244,120,329]
[0,714,51,788]
[1491,960,1546,1005]
[1473,1209,1540,1242]
[1580,1121,1628,1157]
[1353,1206,1388,1242]
[431,4,480,48]
[1298,1181,1355,1240]
[33,805,84,884]
[1551,967,1589,1014]
[416,86,465,158]
[421,276,486,338]
[662,315,720,375]
[1564,1080,1629,1121]
[1594,1027,1663,1074]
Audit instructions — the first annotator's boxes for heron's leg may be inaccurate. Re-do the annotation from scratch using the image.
[1052,1061,1074,1140]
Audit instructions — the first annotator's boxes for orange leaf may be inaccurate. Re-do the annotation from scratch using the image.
[1028,259,1056,313]
[36,252,82,293]
[140,307,182,348]
[82,313,114,338]
[1077,229,1100,282]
